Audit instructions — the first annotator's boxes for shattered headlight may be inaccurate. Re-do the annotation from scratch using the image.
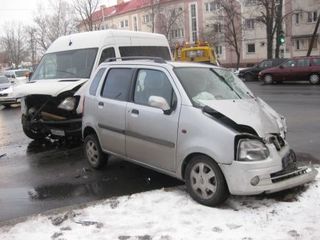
[237,139,269,161]
[58,97,76,111]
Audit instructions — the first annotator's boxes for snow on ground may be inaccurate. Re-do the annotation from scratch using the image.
[1,172,319,240]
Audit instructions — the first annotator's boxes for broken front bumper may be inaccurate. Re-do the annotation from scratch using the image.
[0,96,19,105]
[220,145,318,195]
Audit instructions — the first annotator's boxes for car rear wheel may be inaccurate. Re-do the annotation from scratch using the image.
[309,74,320,85]
[264,74,273,84]
[185,155,229,206]
[84,134,108,169]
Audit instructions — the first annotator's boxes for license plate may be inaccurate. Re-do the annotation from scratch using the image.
[50,129,65,136]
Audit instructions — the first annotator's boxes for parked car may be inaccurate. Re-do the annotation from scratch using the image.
[12,30,172,140]
[259,56,320,84]
[0,75,20,107]
[238,58,288,81]
[82,58,317,207]
[4,69,30,85]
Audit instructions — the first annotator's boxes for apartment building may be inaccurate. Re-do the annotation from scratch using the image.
[82,0,320,67]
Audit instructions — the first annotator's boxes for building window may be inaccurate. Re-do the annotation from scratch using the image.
[190,3,198,42]
[213,23,222,33]
[247,43,255,53]
[171,28,184,39]
[205,1,221,12]
[133,16,138,31]
[125,20,128,27]
[120,21,124,28]
[295,13,300,24]
[245,19,255,29]
[216,46,222,55]
[244,0,257,6]
[143,15,150,23]
[307,11,318,23]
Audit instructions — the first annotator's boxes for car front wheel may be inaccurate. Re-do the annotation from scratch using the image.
[22,116,46,140]
[185,155,229,206]
[263,74,273,84]
[84,134,108,169]
[309,74,320,85]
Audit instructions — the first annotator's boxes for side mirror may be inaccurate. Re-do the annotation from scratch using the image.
[279,65,284,69]
[28,72,33,80]
[148,96,171,114]
[11,75,16,79]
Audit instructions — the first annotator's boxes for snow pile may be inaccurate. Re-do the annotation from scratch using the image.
[1,173,319,240]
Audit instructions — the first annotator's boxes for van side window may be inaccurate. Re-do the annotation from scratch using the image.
[134,69,175,107]
[101,68,133,101]
[99,47,116,64]
[89,68,106,96]
[119,46,171,60]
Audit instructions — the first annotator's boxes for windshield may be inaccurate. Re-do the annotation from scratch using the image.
[32,48,98,80]
[174,67,252,106]
[15,70,29,77]
[0,76,9,83]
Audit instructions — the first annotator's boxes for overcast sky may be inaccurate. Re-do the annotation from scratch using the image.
[0,0,116,26]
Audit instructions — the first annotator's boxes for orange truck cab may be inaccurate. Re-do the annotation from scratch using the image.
[173,41,219,65]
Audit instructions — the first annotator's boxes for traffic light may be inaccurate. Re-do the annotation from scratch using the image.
[279,31,285,45]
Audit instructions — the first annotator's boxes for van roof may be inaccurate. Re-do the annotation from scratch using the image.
[46,30,169,54]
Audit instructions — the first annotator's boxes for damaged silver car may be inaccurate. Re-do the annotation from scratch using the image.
[82,59,318,206]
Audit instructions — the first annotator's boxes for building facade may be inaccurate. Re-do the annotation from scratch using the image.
[82,0,320,67]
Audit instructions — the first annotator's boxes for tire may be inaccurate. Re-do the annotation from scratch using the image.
[244,73,254,82]
[84,134,108,169]
[263,74,273,84]
[309,74,320,85]
[22,122,46,140]
[185,155,229,206]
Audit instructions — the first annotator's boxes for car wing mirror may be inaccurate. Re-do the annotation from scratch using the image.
[148,96,171,115]
[279,65,284,69]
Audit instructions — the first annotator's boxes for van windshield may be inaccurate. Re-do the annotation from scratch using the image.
[174,67,252,106]
[32,48,98,80]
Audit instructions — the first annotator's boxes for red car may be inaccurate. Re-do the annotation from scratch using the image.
[259,56,320,84]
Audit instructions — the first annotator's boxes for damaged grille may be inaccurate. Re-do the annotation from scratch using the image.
[269,134,285,151]
[271,167,308,183]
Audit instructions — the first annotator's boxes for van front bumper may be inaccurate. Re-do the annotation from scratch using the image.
[220,146,318,195]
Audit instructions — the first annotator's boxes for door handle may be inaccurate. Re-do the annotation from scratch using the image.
[98,102,104,107]
[131,109,139,115]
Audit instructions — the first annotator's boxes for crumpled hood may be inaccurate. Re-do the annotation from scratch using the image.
[12,79,88,98]
[200,98,282,137]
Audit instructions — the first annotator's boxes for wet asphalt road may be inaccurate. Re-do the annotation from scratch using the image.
[0,81,319,223]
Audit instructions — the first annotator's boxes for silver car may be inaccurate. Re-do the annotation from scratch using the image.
[82,59,317,206]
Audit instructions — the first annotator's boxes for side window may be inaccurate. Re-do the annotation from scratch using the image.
[312,58,320,66]
[259,60,272,68]
[99,47,116,64]
[119,46,171,60]
[297,59,310,67]
[101,68,133,101]
[134,69,175,107]
[89,68,106,96]
[283,60,296,68]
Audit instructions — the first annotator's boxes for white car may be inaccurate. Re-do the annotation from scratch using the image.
[0,75,19,107]
[82,58,317,206]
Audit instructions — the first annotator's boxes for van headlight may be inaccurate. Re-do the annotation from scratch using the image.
[58,97,76,111]
[237,139,269,161]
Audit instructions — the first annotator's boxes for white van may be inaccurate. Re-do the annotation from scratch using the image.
[13,30,172,140]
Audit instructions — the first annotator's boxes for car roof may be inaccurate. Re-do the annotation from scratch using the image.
[99,60,223,70]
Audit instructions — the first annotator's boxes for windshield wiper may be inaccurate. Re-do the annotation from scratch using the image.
[210,69,241,98]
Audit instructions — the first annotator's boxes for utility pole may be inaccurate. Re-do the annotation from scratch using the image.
[307,15,320,56]
[275,0,283,58]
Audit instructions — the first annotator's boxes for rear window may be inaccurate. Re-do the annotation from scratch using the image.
[119,46,171,60]
[89,68,106,96]
[312,58,320,66]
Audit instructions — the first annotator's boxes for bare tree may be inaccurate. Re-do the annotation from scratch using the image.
[33,0,77,52]
[157,7,185,44]
[0,23,29,68]
[25,27,38,65]
[307,15,320,56]
[73,0,100,31]
[205,0,242,68]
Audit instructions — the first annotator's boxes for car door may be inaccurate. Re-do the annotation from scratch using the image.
[278,59,296,81]
[126,68,179,172]
[294,58,310,80]
[96,67,134,156]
